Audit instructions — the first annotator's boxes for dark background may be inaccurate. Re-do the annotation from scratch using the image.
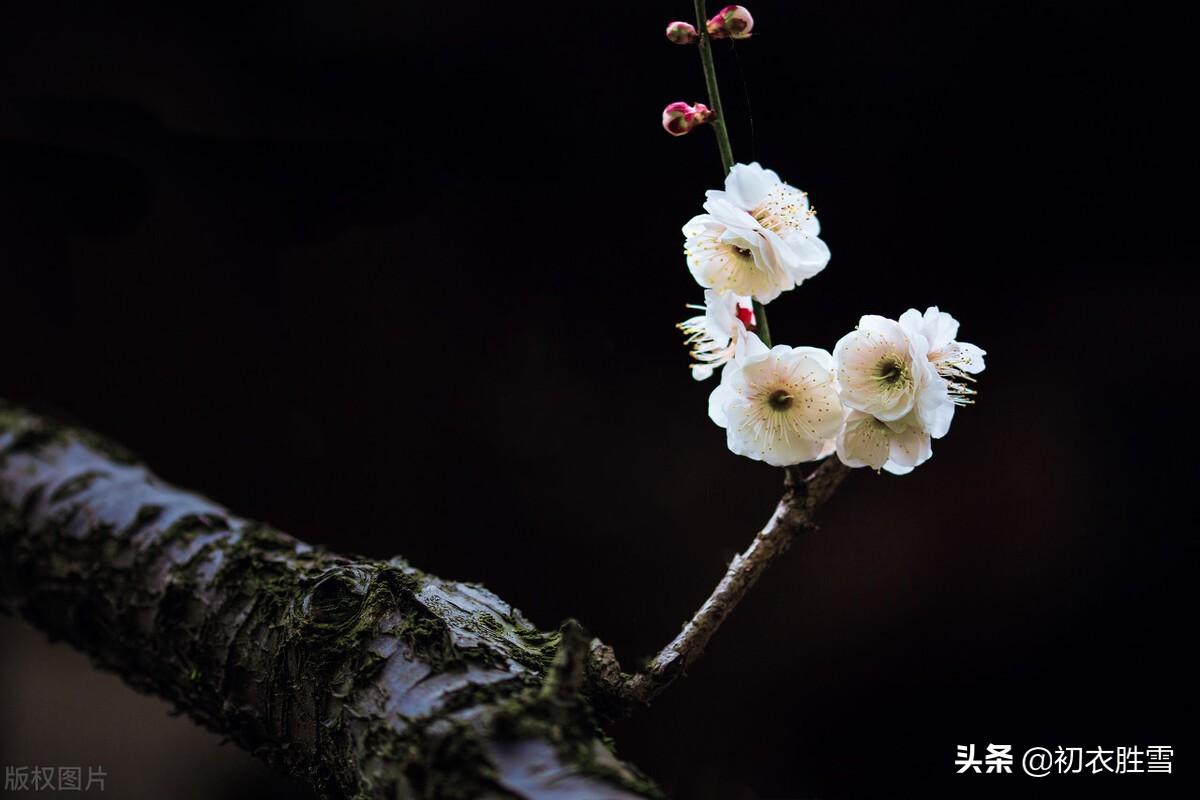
[1,1,1196,798]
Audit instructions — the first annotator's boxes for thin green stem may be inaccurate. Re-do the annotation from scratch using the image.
[693,0,734,174]
[751,299,772,346]
[693,0,773,347]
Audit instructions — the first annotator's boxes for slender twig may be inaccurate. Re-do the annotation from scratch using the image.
[751,299,772,348]
[613,458,849,706]
[694,0,735,173]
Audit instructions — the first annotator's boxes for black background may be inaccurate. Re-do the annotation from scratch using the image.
[1,1,1196,798]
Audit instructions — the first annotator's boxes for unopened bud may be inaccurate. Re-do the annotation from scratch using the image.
[661,102,712,137]
[665,21,699,45]
[707,5,754,40]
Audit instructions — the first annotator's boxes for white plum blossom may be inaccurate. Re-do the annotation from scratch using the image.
[836,410,932,475]
[683,162,830,303]
[833,314,940,424]
[708,333,843,466]
[682,203,789,302]
[677,290,756,380]
[832,308,985,474]
[711,163,830,280]
[899,306,986,404]
[897,306,986,439]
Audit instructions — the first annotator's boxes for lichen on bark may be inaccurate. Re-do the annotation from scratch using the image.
[0,402,659,800]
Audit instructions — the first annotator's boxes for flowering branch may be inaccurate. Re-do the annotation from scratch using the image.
[616,2,987,712]
[595,4,841,709]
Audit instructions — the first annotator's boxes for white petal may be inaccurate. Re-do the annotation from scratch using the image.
[760,433,825,467]
[923,306,959,351]
[922,396,956,439]
[790,345,835,372]
[702,289,741,340]
[780,232,831,281]
[738,347,783,386]
[681,213,716,239]
[887,427,932,469]
[734,330,770,363]
[707,373,736,427]
[898,308,925,339]
[836,411,890,470]
[913,367,954,437]
[721,162,781,211]
[703,196,764,232]
[953,341,987,374]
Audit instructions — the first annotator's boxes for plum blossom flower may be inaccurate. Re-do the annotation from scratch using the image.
[833,314,939,423]
[708,333,843,466]
[711,162,830,281]
[836,410,932,475]
[833,309,984,474]
[683,206,790,302]
[898,306,986,438]
[898,306,986,401]
[678,290,757,380]
[683,162,830,303]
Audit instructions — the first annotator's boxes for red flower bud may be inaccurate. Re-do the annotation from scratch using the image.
[661,102,712,137]
[707,5,754,40]
[735,303,756,331]
[665,21,699,45]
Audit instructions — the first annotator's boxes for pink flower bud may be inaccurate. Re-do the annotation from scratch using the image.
[661,102,711,137]
[665,21,699,45]
[707,5,754,40]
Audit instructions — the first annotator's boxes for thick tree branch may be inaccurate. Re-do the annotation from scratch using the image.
[0,402,658,800]
[610,460,849,707]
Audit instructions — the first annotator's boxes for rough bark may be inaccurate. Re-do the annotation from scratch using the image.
[0,402,658,800]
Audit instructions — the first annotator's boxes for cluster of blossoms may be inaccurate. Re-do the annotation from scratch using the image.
[677,164,985,474]
[663,6,984,475]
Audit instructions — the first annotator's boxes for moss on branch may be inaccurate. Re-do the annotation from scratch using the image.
[0,402,659,800]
